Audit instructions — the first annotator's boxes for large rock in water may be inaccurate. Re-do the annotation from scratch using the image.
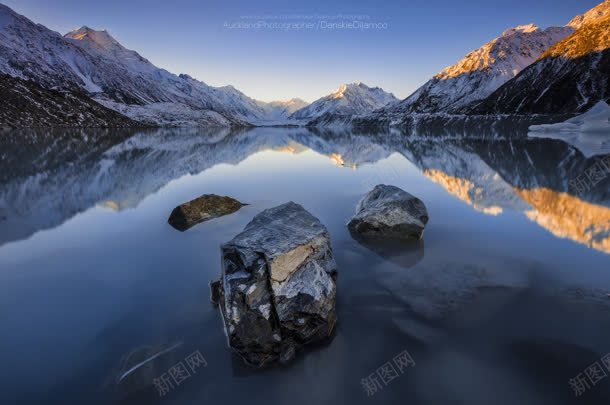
[348,184,429,239]
[211,202,337,367]
[168,194,245,231]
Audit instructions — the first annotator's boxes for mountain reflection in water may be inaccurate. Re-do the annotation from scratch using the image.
[1,126,608,253]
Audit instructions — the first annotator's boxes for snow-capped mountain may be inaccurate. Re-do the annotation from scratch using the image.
[62,27,277,124]
[0,4,292,126]
[473,1,610,115]
[255,98,309,121]
[0,4,100,92]
[290,82,397,123]
[382,24,573,115]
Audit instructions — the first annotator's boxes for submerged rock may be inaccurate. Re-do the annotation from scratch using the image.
[112,342,184,400]
[348,184,429,239]
[211,202,337,367]
[168,194,245,231]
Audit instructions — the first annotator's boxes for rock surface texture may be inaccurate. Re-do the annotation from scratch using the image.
[211,202,337,367]
[348,185,429,239]
[167,194,245,231]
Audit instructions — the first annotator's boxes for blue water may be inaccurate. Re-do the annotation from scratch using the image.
[0,127,609,404]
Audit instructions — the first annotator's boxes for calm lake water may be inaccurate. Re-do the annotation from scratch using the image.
[1,127,609,404]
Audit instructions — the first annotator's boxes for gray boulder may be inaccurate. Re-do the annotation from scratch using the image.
[168,194,245,231]
[211,202,337,367]
[348,184,429,239]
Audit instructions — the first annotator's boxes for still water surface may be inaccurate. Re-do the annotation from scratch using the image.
[0,127,609,404]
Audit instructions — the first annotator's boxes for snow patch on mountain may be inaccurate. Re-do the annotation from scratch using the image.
[529,101,610,156]
[530,101,610,133]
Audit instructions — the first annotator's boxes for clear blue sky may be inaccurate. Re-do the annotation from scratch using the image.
[2,0,601,102]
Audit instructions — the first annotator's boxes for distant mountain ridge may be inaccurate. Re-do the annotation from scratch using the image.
[290,82,397,123]
[258,98,310,120]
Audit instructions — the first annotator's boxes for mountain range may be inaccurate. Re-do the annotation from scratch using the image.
[0,4,315,127]
[1,1,609,127]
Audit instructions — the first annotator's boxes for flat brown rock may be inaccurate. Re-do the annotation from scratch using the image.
[168,194,245,231]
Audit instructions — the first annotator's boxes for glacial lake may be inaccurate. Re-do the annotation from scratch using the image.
[1,127,609,404]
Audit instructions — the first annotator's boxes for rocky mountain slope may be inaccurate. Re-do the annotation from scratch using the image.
[472,3,610,115]
[0,73,139,128]
[381,24,573,115]
[290,82,397,123]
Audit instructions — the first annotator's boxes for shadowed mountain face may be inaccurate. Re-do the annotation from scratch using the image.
[472,12,610,115]
[1,127,609,254]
